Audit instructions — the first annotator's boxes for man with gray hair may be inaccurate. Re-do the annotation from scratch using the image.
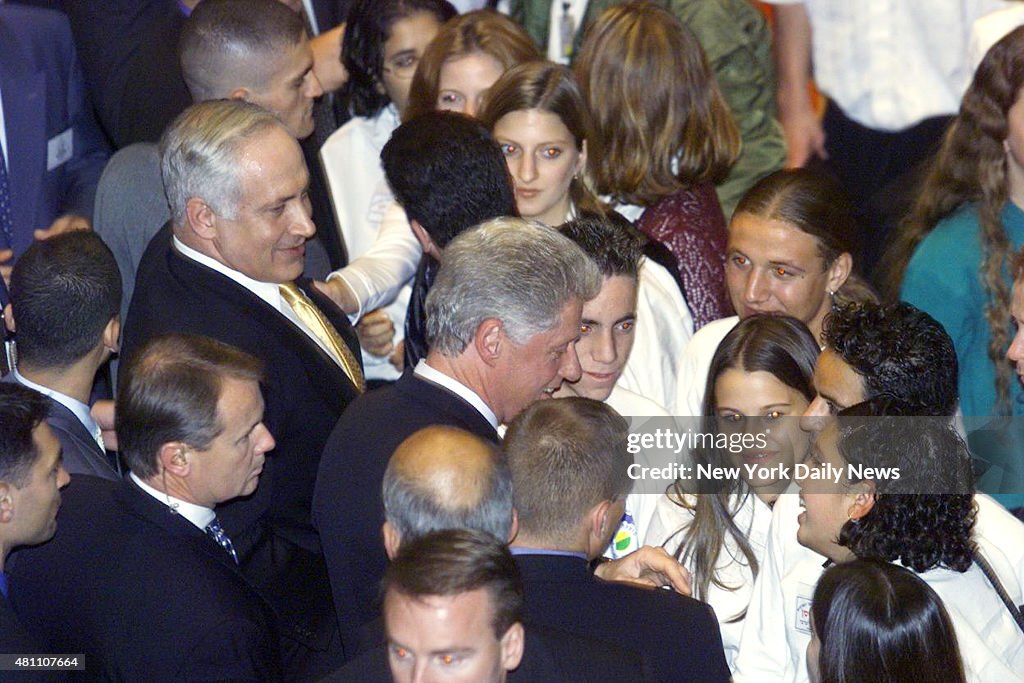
[314,217,601,655]
[122,99,361,673]
[95,0,343,327]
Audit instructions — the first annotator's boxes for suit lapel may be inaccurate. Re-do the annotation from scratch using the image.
[0,20,46,254]
[397,371,499,443]
[167,242,357,409]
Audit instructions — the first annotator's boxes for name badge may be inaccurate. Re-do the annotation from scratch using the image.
[47,128,74,171]
[795,587,814,635]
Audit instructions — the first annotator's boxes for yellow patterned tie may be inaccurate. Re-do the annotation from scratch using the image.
[279,283,365,393]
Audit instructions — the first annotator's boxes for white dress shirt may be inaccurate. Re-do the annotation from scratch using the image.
[130,472,216,532]
[764,0,1005,130]
[414,359,499,430]
[13,367,104,451]
[172,236,345,368]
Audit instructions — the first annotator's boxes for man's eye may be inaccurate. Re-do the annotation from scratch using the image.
[440,654,461,666]
[580,323,592,335]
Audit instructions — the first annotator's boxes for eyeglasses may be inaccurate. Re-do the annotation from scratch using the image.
[381,53,419,80]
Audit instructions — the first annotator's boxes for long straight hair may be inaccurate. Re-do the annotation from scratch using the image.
[667,315,818,617]
[573,2,739,206]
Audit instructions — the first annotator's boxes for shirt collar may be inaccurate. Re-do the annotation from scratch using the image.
[414,360,499,430]
[130,472,216,531]
[12,368,99,442]
[172,236,284,314]
[510,546,589,560]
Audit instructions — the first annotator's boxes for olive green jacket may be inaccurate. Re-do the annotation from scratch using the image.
[508,0,786,216]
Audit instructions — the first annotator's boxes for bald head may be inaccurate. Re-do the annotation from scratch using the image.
[382,427,513,550]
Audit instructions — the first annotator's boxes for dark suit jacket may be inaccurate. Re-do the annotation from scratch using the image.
[8,476,282,681]
[2,375,118,480]
[124,223,360,550]
[514,554,731,683]
[327,623,644,682]
[0,4,109,258]
[313,369,500,655]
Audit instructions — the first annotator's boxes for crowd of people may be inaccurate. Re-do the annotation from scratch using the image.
[2,0,1024,681]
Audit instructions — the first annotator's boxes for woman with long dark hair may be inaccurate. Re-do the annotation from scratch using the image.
[647,315,819,667]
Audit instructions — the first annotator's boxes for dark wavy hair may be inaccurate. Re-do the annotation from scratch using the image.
[823,302,958,417]
[879,27,1024,412]
[812,560,966,683]
[834,400,976,573]
[340,0,457,117]
[666,315,819,616]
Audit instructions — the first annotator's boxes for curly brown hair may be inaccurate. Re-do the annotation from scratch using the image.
[881,27,1024,413]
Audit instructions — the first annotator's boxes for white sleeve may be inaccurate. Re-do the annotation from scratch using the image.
[675,317,738,417]
[733,494,804,683]
[327,201,421,321]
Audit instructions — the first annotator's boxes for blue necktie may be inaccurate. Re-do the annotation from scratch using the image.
[0,148,13,250]
[205,518,238,564]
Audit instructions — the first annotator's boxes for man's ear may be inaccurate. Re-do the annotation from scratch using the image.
[410,220,441,260]
[499,622,525,673]
[102,317,121,355]
[507,508,519,545]
[185,198,218,241]
[158,442,191,478]
[848,479,876,521]
[228,87,252,102]
[473,318,504,367]
[382,520,401,560]
[0,482,14,524]
[586,499,615,548]
[3,303,14,334]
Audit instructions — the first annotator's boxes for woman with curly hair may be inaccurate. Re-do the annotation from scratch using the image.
[573,2,740,329]
[808,560,966,683]
[646,315,819,668]
[883,26,1024,419]
[733,400,1024,681]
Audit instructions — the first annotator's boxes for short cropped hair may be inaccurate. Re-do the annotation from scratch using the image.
[381,111,516,248]
[9,231,121,369]
[117,334,264,479]
[425,218,601,355]
[559,214,642,280]
[160,99,284,226]
[504,397,632,546]
[384,528,523,639]
[179,0,305,102]
[0,384,50,488]
[823,302,959,417]
[382,438,513,543]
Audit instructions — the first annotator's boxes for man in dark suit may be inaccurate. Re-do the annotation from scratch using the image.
[0,3,109,277]
[328,426,643,682]
[504,397,732,683]
[122,100,360,671]
[0,383,69,657]
[4,231,121,480]
[9,335,282,680]
[313,218,603,655]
